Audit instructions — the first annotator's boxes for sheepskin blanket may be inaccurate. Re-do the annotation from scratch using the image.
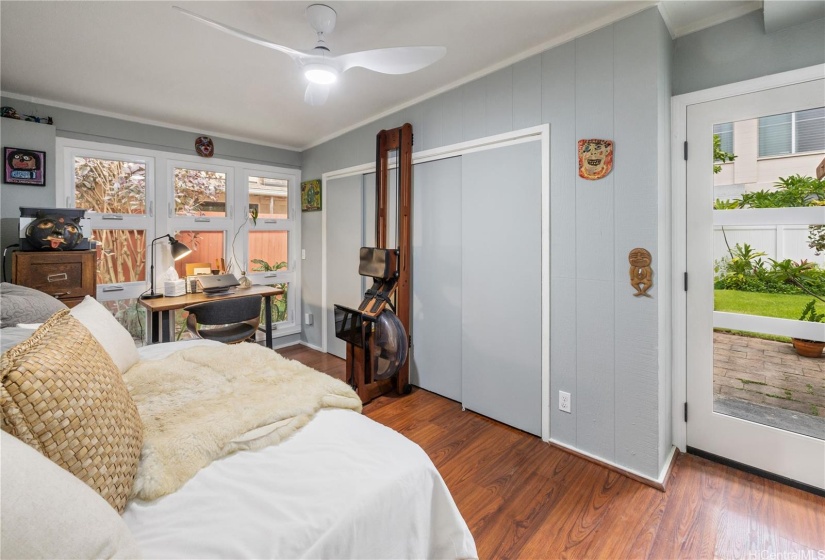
[123,344,362,501]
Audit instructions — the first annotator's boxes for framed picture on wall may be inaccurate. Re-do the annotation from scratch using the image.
[301,179,322,211]
[4,147,46,186]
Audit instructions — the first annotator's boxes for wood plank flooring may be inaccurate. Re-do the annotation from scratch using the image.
[277,344,825,559]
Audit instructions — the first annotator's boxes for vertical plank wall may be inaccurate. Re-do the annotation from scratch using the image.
[302,7,672,478]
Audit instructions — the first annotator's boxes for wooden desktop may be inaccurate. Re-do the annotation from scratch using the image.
[138,285,284,347]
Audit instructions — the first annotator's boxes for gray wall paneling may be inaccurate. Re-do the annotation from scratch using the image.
[485,67,514,136]
[461,142,542,436]
[613,8,662,475]
[410,157,463,401]
[543,40,578,448]
[656,14,674,474]
[325,174,365,359]
[672,11,825,95]
[574,25,617,461]
[0,119,57,279]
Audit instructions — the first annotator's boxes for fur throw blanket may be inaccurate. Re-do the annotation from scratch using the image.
[124,344,362,501]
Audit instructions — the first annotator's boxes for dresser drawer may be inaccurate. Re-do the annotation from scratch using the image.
[12,251,97,303]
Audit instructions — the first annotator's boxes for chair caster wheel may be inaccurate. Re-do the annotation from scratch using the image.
[402,383,412,395]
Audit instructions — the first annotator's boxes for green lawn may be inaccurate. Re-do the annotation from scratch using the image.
[713,290,818,342]
[714,290,815,320]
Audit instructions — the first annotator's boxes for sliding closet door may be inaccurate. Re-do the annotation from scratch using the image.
[326,175,364,359]
[461,142,542,436]
[410,157,463,401]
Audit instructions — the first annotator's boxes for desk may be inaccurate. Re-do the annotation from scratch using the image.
[138,285,284,348]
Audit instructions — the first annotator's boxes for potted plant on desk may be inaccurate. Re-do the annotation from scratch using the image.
[229,208,258,288]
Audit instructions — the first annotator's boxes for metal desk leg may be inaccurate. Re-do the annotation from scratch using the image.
[161,310,172,343]
[264,295,273,349]
[151,311,159,344]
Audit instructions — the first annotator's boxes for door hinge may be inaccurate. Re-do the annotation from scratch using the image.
[683,141,688,161]
[684,402,688,422]
[684,272,688,292]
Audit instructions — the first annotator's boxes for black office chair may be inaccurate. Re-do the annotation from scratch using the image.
[184,295,262,344]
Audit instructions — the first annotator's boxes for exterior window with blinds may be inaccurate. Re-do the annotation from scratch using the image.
[713,122,733,159]
[759,108,825,157]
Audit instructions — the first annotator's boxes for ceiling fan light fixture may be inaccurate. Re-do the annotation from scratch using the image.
[304,63,338,85]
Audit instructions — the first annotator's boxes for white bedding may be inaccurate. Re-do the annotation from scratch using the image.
[124,341,477,559]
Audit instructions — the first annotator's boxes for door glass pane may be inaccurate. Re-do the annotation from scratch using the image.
[174,231,224,278]
[249,176,288,219]
[93,229,146,285]
[174,168,226,216]
[248,231,288,273]
[712,114,825,438]
[74,157,146,214]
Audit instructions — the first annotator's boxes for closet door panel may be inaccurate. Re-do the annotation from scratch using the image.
[410,157,463,401]
[326,175,365,359]
[461,142,542,435]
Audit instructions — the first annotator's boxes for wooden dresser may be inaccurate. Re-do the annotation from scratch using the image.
[12,251,97,308]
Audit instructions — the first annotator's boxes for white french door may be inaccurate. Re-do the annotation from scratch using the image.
[685,78,825,490]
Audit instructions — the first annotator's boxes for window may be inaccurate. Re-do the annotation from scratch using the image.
[245,173,297,328]
[713,122,733,159]
[59,139,301,342]
[61,144,156,345]
[173,167,227,216]
[759,107,825,157]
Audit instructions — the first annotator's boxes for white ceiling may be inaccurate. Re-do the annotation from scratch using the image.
[1,1,762,151]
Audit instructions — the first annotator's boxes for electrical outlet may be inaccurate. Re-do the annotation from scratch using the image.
[304,313,313,325]
[301,249,306,260]
[559,391,571,413]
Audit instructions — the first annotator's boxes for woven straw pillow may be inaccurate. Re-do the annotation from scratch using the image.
[0,310,143,512]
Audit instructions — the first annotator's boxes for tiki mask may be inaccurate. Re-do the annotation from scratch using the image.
[25,214,84,250]
[628,247,653,297]
[578,139,614,180]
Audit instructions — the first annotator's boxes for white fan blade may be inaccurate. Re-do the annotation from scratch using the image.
[337,46,446,75]
[173,6,307,62]
[304,83,331,106]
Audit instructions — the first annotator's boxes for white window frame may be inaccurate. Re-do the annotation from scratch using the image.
[56,139,156,303]
[57,138,302,339]
[758,108,825,158]
[240,168,301,335]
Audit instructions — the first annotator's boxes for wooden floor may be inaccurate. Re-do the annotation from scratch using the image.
[278,344,825,559]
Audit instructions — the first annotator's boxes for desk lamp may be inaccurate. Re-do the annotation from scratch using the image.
[141,235,192,300]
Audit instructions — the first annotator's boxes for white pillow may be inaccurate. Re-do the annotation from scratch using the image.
[0,431,142,559]
[70,296,140,374]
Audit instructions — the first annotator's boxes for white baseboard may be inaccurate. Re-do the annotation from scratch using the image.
[299,340,325,352]
[549,439,678,491]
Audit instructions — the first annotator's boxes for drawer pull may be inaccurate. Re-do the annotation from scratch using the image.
[52,292,70,298]
[102,286,125,293]
[47,273,68,282]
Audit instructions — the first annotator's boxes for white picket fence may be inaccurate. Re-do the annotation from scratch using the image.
[714,225,824,266]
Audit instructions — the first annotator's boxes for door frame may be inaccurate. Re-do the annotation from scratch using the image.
[671,64,825,451]
[320,124,551,441]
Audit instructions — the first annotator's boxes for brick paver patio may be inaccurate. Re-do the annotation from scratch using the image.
[714,332,825,418]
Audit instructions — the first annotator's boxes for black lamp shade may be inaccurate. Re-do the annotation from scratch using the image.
[170,239,192,261]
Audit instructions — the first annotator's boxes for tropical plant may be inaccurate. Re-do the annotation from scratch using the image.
[250,258,288,322]
[713,133,736,174]
[799,299,825,323]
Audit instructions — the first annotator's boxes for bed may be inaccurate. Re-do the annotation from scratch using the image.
[0,284,477,559]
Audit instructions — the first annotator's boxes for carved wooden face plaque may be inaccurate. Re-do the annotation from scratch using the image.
[195,136,214,158]
[578,139,614,180]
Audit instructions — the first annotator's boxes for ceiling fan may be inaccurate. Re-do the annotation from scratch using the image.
[173,4,446,106]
